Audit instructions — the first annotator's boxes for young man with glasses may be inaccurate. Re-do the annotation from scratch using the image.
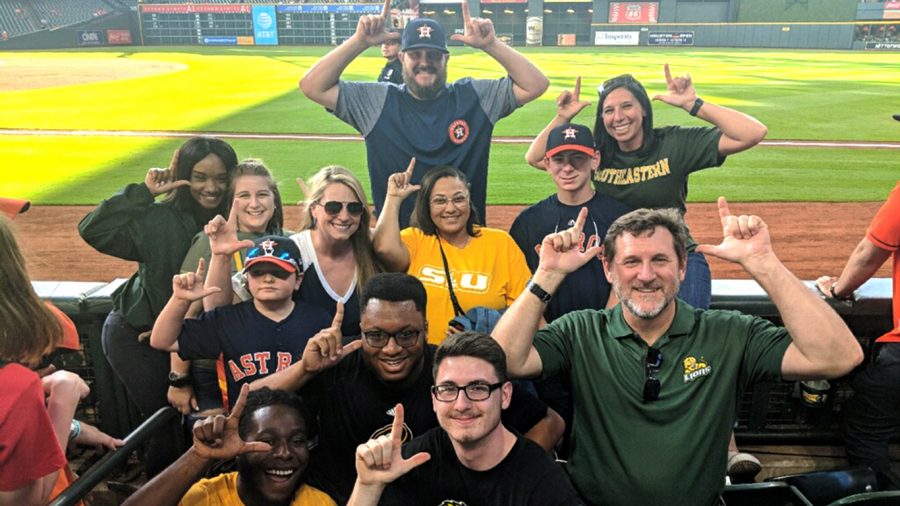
[251,273,564,504]
[150,234,332,409]
[300,0,548,228]
[493,202,863,506]
[348,331,582,505]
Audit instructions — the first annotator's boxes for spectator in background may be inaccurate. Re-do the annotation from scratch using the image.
[172,159,286,419]
[377,34,403,85]
[78,137,238,476]
[123,385,335,506]
[0,213,122,504]
[816,179,900,475]
[300,0,548,228]
[374,164,530,344]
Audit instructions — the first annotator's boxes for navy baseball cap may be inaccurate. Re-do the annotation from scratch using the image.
[401,18,448,53]
[243,235,302,274]
[545,123,596,158]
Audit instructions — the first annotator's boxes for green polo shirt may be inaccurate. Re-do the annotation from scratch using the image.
[534,299,790,506]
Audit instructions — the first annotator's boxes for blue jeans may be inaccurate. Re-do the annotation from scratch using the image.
[678,251,712,310]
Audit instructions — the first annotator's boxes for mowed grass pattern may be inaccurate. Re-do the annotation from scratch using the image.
[0,46,897,204]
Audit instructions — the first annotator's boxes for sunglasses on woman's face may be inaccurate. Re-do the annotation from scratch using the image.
[320,201,364,216]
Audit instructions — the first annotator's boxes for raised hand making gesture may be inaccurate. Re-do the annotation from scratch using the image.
[537,207,603,277]
[144,150,190,197]
[450,0,497,49]
[301,302,363,371]
[349,404,431,505]
[555,76,591,123]
[652,63,698,110]
[191,384,271,461]
[204,199,255,258]
[696,197,773,269]
[353,0,400,48]
[386,158,421,201]
[171,258,222,303]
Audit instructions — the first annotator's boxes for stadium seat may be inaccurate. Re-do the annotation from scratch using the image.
[825,491,900,505]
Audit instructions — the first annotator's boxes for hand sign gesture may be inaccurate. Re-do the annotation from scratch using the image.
[172,258,222,302]
[144,149,191,197]
[555,76,591,122]
[538,207,602,275]
[302,302,363,373]
[386,158,421,201]
[205,199,255,257]
[450,1,496,49]
[354,0,400,47]
[355,404,431,486]
[652,63,698,110]
[192,384,272,461]
[696,197,773,268]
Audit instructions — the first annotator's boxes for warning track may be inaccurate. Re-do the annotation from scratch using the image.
[2,128,898,149]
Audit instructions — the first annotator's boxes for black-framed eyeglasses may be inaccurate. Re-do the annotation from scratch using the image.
[362,329,423,348]
[320,201,364,216]
[643,348,663,403]
[432,382,504,402]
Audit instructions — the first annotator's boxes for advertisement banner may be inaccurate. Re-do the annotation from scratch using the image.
[608,2,658,23]
[202,36,238,45]
[78,30,104,46]
[237,36,255,46]
[482,0,526,3]
[252,5,278,45]
[648,31,693,46]
[594,31,639,46]
[526,16,542,46]
[557,34,576,46]
[277,4,380,13]
[106,29,132,45]
[866,41,900,49]
[885,1,900,20]
[141,4,250,14]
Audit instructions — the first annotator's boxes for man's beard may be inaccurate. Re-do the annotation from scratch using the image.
[615,282,677,320]
[403,66,446,100]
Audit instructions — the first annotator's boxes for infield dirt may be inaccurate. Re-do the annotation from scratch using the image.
[14,202,890,283]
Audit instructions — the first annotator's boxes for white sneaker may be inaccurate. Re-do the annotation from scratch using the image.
[727,451,762,481]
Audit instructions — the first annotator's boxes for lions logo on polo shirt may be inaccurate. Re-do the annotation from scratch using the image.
[448,119,470,145]
[682,355,712,383]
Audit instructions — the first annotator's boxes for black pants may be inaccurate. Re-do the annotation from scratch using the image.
[844,342,900,473]
[101,309,184,477]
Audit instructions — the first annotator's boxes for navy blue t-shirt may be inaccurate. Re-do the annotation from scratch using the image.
[335,78,518,228]
[509,192,631,322]
[177,300,331,405]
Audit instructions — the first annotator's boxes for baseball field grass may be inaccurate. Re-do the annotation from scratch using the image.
[0,45,897,204]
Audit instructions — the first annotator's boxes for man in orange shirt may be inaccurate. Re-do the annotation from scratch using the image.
[817,179,900,473]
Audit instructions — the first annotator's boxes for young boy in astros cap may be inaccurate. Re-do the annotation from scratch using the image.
[151,235,332,410]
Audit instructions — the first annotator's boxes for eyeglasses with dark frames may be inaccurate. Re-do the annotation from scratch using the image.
[432,382,504,402]
[320,201,364,216]
[643,347,663,403]
[362,329,423,348]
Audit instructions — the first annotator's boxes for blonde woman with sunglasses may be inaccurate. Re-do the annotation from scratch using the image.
[291,166,382,339]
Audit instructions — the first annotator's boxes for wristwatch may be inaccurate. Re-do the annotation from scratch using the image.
[168,371,191,388]
[527,279,552,303]
[689,97,704,117]
[830,282,853,302]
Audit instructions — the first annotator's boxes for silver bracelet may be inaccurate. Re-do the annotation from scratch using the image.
[69,419,82,441]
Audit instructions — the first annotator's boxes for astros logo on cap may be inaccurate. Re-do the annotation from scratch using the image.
[563,127,578,140]
[417,25,433,38]
[259,238,277,256]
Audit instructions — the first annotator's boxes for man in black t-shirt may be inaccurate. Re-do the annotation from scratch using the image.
[377,36,403,85]
[252,273,563,504]
[349,332,582,506]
